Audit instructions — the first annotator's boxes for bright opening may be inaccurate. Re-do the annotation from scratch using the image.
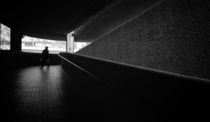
[67,31,91,53]
[0,23,11,50]
[22,36,66,54]
[73,42,91,53]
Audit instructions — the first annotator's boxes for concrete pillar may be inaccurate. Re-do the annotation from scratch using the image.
[67,31,75,53]
[11,28,22,51]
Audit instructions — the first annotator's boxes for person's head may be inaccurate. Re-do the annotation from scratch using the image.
[45,46,48,50]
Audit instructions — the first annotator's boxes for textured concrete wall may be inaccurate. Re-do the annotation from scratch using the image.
[77,0,210,80]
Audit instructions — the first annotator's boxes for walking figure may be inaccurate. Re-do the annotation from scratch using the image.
[41,46,49,67]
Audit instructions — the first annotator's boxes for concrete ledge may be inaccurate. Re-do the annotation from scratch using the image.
[60,52,210,121]
[60,53,210,95]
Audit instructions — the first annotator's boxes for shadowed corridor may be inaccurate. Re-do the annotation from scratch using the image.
[1,52,210,122]
[2,66,101,121]
[1,65,139,122]
[1,0,209,121]
[12,66,65,121]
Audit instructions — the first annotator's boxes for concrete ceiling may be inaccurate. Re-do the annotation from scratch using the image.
[74,0,162,42]
[0,0,113,40]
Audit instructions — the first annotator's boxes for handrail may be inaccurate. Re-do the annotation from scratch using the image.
[59,52,210,99]
[59,54,102,81]
[58,54,126,92]
[60,53,210,83]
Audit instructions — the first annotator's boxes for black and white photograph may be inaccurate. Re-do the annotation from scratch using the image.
[0,0,210,121]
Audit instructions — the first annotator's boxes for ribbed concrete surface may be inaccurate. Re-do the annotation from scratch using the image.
[77,0,210,80]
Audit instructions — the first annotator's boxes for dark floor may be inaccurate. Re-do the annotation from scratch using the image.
[1,65,139,122]
[2,65,210,121]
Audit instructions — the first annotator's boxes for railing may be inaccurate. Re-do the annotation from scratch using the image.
[59,53,210,95]
[0,50,60,69]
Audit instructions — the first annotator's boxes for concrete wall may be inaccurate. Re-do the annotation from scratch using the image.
[11,28,22,51]
[60,53,210,121]
[77,0,210,80]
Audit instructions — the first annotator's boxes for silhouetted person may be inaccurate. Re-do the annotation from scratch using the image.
[41,46,49,67]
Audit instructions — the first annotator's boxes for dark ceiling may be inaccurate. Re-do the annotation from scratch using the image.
[0,0,113,40]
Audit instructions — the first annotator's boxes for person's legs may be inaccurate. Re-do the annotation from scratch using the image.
[47,58,50,67]
[41,58,46,68]
[41,59,44,68]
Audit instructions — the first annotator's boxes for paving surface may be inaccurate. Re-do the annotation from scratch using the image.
[1,65,139,122]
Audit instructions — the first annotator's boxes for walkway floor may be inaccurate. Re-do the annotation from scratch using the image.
[1,65,139,122]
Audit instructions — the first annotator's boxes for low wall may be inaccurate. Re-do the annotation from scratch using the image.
[0,51,60,70]
[59,54,140,121]
[60,52,210,121]
[19,52,60,67]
